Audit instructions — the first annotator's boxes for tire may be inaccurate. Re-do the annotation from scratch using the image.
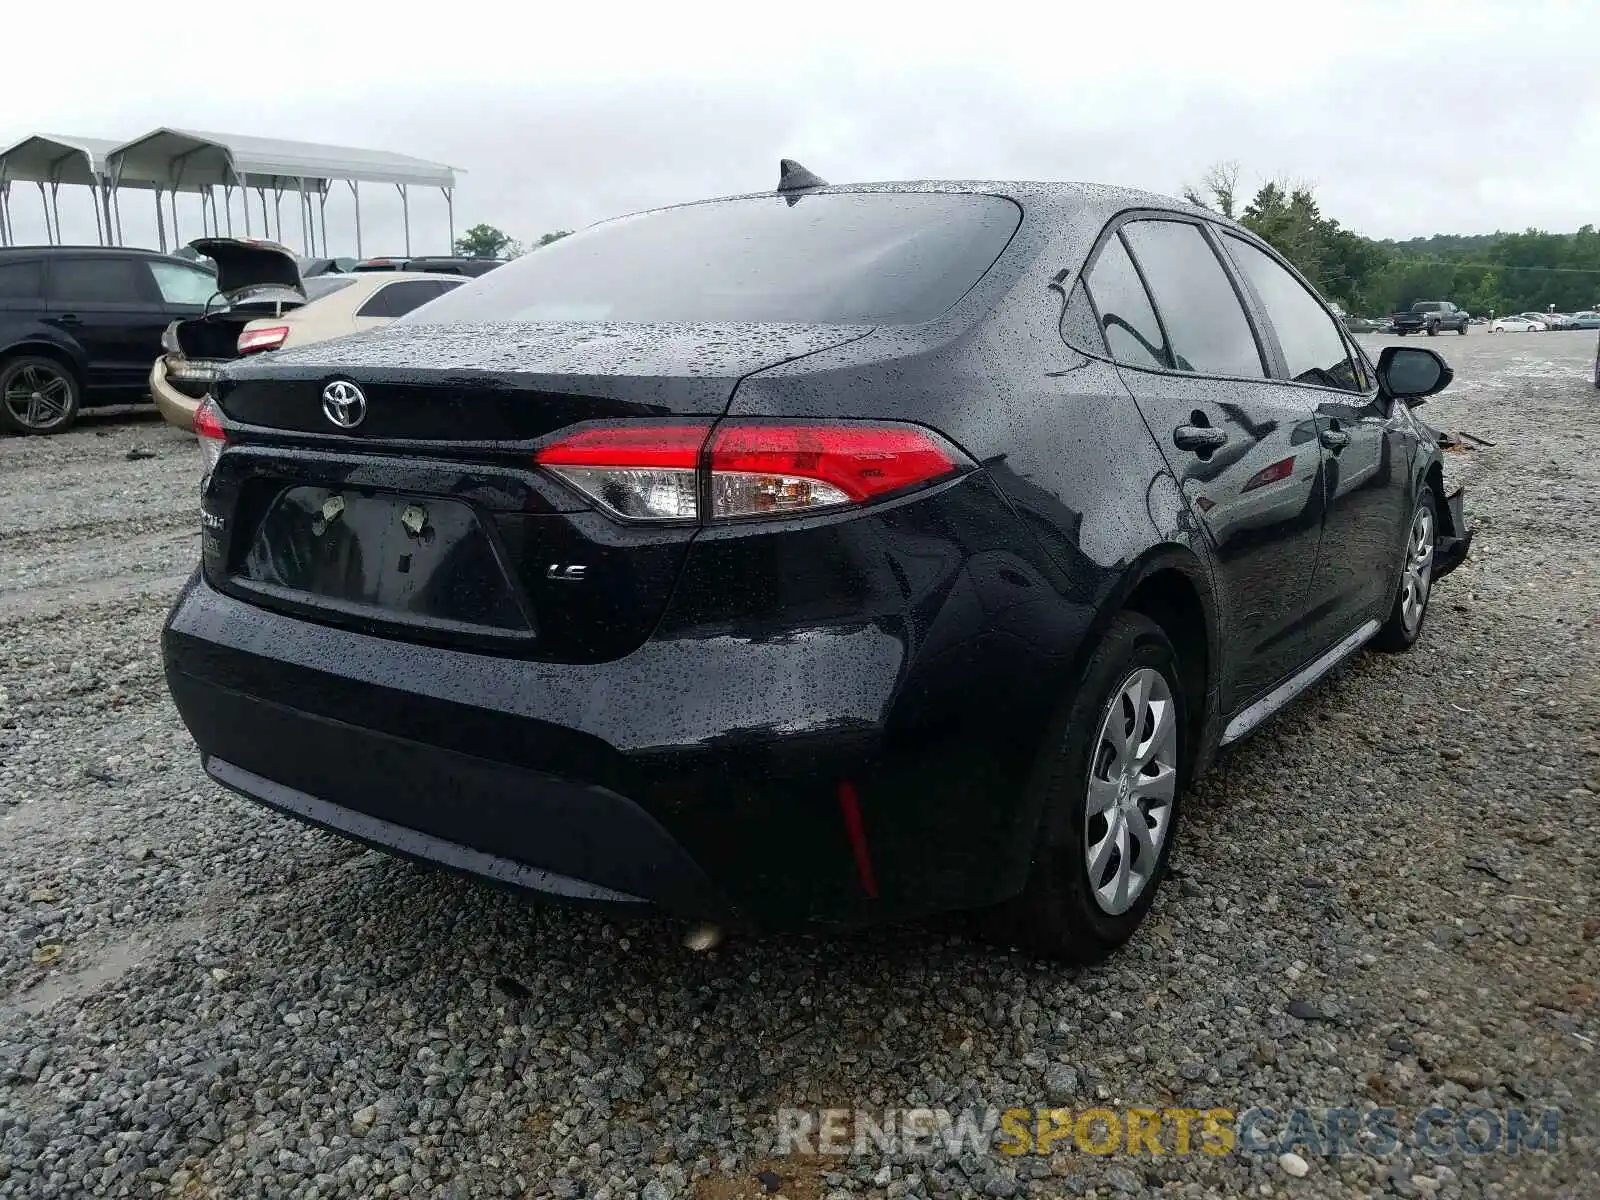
[0,355,82,435]
[1456,323,1467,334]
[984,612,1187,962]
[1426,322,1439,336]
[1396,329,1408,336]
[1373,484,1438,653]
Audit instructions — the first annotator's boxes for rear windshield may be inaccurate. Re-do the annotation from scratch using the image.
[305,275,358,301]
[401,192,1021,326]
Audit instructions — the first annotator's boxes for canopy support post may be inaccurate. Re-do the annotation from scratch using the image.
[296,177,309,254]
[397,184,411,257]
[443,186,454,255]
[90,179,105,245]
[0,179,10,247]
[152,186,167,253]
[35,183,55,244]
[349,180,363,258]
[272,184,283,244]
[223,184,234,236]
[48,182,64,245]
[318,185,330,257]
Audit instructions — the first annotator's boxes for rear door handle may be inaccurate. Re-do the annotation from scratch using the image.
[1173,425,1229,453]
[1320,428,1350,451]
[55,313,82,326]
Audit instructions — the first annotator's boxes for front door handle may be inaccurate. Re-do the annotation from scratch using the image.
[1174,425,1229,453]
[1320,428,1351,451]
[55,313,82,326]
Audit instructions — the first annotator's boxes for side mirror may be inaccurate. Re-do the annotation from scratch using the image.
[1376,345,1453,407]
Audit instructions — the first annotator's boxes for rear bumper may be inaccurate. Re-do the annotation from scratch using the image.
[163,473,1085,928]
[149,358,207,432]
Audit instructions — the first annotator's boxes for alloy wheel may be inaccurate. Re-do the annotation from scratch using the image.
[1401,505,1435,634]
[2,363,74,433]
[1084,667,1178,915]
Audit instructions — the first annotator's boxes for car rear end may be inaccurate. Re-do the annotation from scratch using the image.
[162,188,1057,930]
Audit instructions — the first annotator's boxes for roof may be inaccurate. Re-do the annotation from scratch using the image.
[105,127,458,190]
[616,177,1214,229]
[0,243,202,261]
[0,134,122,185]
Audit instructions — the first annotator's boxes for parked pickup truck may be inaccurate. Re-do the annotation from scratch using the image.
[1392,300,1470,336]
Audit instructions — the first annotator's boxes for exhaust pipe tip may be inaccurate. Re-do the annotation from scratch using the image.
[683,923,724,953]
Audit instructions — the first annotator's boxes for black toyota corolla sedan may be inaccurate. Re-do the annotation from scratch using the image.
[162,164,1472,961]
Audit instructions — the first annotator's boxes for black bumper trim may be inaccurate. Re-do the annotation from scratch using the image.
[206,755,651,906]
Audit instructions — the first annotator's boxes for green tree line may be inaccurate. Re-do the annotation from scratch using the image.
[1182,162,1600,317]
[452,224,572,260]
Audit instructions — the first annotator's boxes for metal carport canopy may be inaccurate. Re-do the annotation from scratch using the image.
[105,127,457,190]
[105,127,459,255]
[0,133,128,246]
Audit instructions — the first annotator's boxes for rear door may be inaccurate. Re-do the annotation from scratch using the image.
[1218,232,1413,654]
[42,255,171,393]
[1085,216,1329,713]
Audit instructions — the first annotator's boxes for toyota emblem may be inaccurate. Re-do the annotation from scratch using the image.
[321,380,367,429]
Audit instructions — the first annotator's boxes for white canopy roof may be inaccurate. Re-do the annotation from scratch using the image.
[0,134,122,186]
[105,127,458,191]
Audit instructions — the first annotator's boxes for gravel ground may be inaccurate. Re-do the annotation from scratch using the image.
[1,336,1596,1200]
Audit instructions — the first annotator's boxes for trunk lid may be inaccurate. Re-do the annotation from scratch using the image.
[188,237,305,301]
[203,319,873,661]
[213,320,873,441]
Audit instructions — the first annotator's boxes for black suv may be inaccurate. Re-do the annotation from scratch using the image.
[0,246,219,434]
[163,174,1473,961]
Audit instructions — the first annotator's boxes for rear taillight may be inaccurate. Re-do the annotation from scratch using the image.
[194,395,227,479]
[532,420,971,523]
[237,325,289,354]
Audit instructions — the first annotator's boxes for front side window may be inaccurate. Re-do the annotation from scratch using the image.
[1120,220,1264,378]
[402,192,1021,326]
[149,261,218,305]
[1083,234,1168,370]
[46,257,150,305]
[1222,235,1361,392]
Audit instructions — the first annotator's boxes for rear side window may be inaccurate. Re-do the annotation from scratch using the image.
[0,260,41,300]
[1084,234,1168,370]
[1120,220,1264,378]
[149,261,218,305]
[47,257,150,305]
[1222,235,1361,392]
[357,280,450,319]
[403,192,1022,326]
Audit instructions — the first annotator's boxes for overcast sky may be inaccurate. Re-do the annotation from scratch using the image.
[4,1,1597,257]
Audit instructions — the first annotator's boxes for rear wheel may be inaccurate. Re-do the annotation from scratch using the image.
[0,355,81,435]
[988,613,1186,962]
[1426,322,1439,336]
[1374,485,1437,652]
[1457,322,1468,334]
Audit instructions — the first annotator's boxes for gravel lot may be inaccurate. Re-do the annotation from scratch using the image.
[2,334,1596,1199]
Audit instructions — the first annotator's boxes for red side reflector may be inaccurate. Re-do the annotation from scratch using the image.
[835,781,878,899]
[1240,454,1297,493]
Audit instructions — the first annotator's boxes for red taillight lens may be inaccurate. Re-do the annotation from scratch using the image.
[237,325,289,355]
[193,395,227,478]
[708,423,964,516]
[532,420,970,523]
